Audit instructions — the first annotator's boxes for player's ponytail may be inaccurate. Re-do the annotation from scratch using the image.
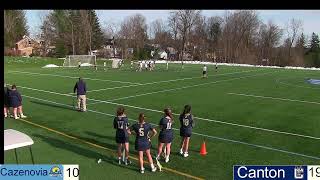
[164,108,173,121]
[182,104,191,116]
[138,113,145,124]
[116,106,125,116]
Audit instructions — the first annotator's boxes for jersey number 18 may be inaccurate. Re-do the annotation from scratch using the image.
[183,119,189,126]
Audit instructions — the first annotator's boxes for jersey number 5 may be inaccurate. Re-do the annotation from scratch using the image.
[139,128,144,136]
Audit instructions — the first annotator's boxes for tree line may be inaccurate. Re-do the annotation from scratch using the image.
[4,10,320,67]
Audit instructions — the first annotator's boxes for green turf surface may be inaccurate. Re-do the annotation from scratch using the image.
[4,56,320,180]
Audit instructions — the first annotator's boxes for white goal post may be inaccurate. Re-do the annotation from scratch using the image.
[63,55,97,67]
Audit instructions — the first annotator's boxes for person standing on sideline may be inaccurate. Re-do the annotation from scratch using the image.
[130,113,157,173]
[179,105,194,157]
[73,77,87,112]
[156,108,174,163]
[8,85,27,119]
[113,106,131,165]
[78,61,81,70]
[202,65,208,78]
[4,82,11,118]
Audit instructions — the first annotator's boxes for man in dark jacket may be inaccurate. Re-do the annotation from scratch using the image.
[74,77,87,112]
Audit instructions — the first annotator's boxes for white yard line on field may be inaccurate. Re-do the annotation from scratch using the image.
[12,74,320,141]
[107,71,273,102]
[8,70,142,85]
[85,69,263,93]
[228,92,320,105]
[23,94,320,160]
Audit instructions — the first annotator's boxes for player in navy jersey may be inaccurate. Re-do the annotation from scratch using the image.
[156,108,174,163]
[179,105,194,157]
[130,113,157,173]
[8,85,27,119]
[113,106,130,165]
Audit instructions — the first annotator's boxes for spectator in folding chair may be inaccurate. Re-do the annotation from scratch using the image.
[73,77,87,112]
[8,85,27,119]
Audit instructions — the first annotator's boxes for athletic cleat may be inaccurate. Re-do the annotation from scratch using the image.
[20,115,27,118]
[151,166,157,172]
[14,116,20,120]
[140,168,145,174]
[183,152,189,158]
[180,148,183,155]
[124,159,131,165]
[97,159,102,164]
[165,156,170,163]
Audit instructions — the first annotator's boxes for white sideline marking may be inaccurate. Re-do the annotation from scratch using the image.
[108,71,273,102]
[23,94,320,160]
[228,92,320,105]
[8,70,142,85]
[12,79,320,141]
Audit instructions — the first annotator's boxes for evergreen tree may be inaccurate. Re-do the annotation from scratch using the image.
[296,33,306,49]
[309,32,320,52]
[88,10,105,50]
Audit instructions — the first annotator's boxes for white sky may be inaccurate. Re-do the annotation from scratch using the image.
[26,10,320,41]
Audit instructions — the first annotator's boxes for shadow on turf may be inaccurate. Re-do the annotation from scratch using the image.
[30,100,75,111]
[84,131,189,160]
[32,134,139,173]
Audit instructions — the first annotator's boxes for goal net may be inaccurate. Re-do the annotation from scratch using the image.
[63,55,97,67]
[111,58,122,69]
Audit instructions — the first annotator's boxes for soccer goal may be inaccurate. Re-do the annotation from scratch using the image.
[111,58,122,69]
[63,55,97,67]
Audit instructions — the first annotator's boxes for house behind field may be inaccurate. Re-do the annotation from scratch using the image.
[14,35,55,57]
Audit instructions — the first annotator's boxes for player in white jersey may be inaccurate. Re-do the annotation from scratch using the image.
[202,65,207,78]
[104,61,107,71]
[139,61,143,72]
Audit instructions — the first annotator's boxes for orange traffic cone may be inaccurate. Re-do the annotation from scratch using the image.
[200,140,207,156]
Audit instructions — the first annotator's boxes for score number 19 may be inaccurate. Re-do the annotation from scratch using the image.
[308,166,320,180]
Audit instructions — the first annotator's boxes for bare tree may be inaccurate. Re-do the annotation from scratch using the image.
[221,10,259,63]
[257,20,282,65]
[170,10,201,61]
[104,21,120,57]
[118,14,148,59]
[285,18,303,63]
